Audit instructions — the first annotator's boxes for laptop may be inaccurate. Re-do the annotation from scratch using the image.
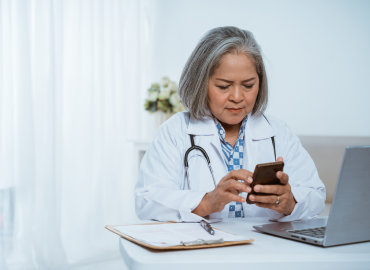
[253,145,370,247]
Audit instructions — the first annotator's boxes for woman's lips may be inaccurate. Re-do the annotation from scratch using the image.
[226,108,243,114]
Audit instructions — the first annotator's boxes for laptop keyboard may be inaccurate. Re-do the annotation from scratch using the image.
[288,226,326,238]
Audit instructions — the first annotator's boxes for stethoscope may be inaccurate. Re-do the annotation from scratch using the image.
[184,134,217,190]
[183,115,276,190]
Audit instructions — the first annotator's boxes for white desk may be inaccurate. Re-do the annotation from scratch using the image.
[119,217,370,270]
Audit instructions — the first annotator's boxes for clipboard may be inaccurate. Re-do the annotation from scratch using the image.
[105,222,254,250]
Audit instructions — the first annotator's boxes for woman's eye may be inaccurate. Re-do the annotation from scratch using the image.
[217,85,230,90]
[243,84,254,89]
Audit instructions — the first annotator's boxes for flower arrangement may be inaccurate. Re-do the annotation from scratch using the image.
[144,77,184,114]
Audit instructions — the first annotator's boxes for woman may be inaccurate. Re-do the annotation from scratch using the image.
[135,26,325,222]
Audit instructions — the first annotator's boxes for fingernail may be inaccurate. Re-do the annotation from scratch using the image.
[250,195,255,201]
[278,172,282,178]
[247,187,251,192]
[254,185,260,192]
[248,176,253,183]
[241,197,245,202]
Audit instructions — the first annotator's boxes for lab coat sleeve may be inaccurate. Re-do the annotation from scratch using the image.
[134,115,206,222]
[266,121,326,222]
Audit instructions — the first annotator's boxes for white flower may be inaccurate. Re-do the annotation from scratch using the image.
[168,81,178,91]
[161,77,170,87]
[169,93,180,106]
[158,87,171,99]
[148,91,158,101]
[173,103,184,113]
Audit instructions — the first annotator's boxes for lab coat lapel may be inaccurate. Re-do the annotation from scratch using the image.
[243,125,255,172]
[243,113,276,171]
[210,133,225,168]
[187,115,225,167]
[249,113,275,140]
[186,115,215,136]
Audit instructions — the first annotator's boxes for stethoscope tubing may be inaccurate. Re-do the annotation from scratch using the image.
[184,135,216,190]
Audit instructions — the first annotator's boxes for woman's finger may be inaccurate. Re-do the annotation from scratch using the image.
[249,194,280,204]
[225,192,246,204]
[229,188,240,195]
[218,170,253,187]
[276,156,284,162]
[224,178,250,193]
[253,184,285,195]
[228,170,254,185]
[255,203,278,210]
[276,171,289,185]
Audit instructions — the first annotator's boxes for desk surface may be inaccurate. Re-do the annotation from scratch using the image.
[118,217,370,270]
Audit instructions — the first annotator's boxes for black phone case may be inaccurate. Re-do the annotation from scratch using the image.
[246,161,284,204]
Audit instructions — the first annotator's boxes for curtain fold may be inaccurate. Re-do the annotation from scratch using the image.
[0,0,151,268]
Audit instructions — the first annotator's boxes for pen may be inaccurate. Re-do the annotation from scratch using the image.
[200,220,215,235]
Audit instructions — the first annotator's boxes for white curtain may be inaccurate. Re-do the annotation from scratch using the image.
[0,0,152,269]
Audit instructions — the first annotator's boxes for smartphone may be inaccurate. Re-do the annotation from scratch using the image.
[246,161,284,204]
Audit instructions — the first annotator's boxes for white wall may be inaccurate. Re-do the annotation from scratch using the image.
[148,0,370,137]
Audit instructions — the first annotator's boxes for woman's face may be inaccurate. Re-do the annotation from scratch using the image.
[207,53,260,126]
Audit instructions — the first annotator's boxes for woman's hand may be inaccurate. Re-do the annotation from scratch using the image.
[192,169,253,217]
[248,157,297,215]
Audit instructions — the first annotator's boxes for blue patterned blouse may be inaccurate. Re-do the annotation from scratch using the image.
[214,116,248,218]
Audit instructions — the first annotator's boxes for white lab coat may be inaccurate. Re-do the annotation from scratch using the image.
[135,111,325,222]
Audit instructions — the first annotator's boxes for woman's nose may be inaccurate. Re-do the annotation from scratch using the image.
[229,86,243,103]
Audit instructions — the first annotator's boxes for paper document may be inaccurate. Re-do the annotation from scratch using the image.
[115,223,249,247]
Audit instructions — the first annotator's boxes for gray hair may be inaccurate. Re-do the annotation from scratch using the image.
[178,26,268,120]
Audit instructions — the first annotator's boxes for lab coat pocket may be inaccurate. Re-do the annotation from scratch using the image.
[187,153,215,192]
